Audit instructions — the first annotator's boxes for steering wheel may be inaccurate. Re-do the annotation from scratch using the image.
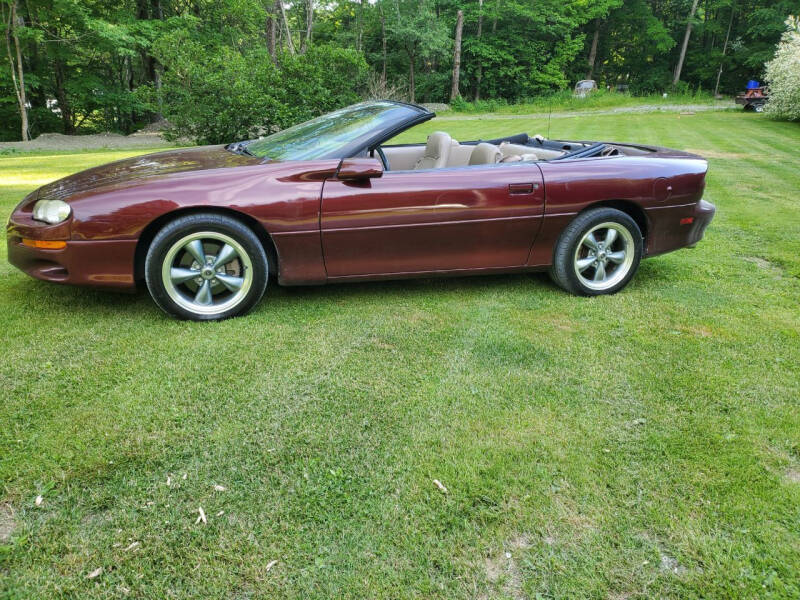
[374,146,389,171]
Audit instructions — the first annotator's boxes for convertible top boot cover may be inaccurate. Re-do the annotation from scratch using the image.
[414,132,452,169]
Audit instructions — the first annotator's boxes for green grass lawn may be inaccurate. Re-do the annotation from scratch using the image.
[441,90,729,116]
[1,112,799,599]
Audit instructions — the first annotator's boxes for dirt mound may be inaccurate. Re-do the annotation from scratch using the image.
[0,130,173,152]
[131,118,173,136]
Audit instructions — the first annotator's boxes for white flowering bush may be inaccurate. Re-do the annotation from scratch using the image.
[764,24,800,121]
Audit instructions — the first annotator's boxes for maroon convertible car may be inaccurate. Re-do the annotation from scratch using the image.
[7,101,714,320]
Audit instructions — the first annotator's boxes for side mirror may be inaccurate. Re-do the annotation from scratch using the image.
[336,158,383,181]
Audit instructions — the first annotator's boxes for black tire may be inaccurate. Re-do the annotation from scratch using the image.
[145,213,268,320]
[549,207,643,296]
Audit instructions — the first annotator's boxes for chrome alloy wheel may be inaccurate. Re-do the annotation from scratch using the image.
[573,222,635,291]
[161,231,254,316]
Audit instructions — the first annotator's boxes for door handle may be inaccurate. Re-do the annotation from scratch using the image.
[509,183,537,194]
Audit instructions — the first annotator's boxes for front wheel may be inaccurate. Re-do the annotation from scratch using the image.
[549,207,643,296]
[145,213,268,320]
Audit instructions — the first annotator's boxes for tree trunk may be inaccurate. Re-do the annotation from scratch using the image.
[492,0,499,33]
[450,10,463,101]
[408,46,416,103]
[278,0,296,55]
[381,10,387,84]
[672,0,700,86]
[266,0,277,62]
[474,0,483,101]
[357,0,364,52]
[301,0,312,53]
[126,54,136,133]
[587,18,600,79]
[713,2,735,97]
[53,58,74,134]
[4,0,29,141]
[153,65,163,119]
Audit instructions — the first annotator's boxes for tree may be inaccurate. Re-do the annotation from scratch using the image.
[301,0,313,53]
[279,0,296,54]
[385,0,449,102]
[712,0,736,97]
[1,0,798,142]
[2,0,28,140]
[586,18,600,79]
[673,0,700,86]
[473,0,483,100]
[450,9,463,101]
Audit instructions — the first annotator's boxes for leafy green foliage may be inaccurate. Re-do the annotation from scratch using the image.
[0,0,797,141]
[143,42,367,145]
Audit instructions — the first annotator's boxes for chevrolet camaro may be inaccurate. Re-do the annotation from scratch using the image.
[7,100,715,320]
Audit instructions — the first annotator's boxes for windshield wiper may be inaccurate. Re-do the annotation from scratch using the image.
[226,141,255,156]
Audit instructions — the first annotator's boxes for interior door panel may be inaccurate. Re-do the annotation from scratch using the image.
[320,164,545,277]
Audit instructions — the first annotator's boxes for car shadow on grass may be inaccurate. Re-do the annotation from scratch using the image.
[262,272,571,311]
[3,258,679,321]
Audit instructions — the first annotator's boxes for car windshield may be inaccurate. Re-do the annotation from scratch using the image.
[243,101,420,161]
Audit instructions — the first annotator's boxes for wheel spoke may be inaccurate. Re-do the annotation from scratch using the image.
[583,232,599,252]
[194,280,213,305]
[576,256,596,272]
[212,244,238,269]
[607,250,626,264]
[170,267,199,284]
[185,240,206,265]
[604,228,618,247]
[593,261,606,282]
[215,273,244,292]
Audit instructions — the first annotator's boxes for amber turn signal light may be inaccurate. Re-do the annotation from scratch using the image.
[22,238,67,250]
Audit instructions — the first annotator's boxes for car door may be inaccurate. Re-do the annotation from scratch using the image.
[320,163,545,278]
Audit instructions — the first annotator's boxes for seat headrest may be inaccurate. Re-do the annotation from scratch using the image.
[425,131,451,156]
[414,131,452,170]
[468,142,502,166]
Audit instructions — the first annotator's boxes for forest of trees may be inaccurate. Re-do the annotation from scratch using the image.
[1,0,795,142]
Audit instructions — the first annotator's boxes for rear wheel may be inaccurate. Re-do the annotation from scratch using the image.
[145,213,268,320]
[549,207,643,296]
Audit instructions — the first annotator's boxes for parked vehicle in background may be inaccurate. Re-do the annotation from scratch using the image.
[574,80,598,97]
[736,80,769,112]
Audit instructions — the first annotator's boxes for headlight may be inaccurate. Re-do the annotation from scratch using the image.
[32,199,71,224]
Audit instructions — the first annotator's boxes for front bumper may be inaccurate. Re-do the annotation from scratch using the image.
[7,211,138,290]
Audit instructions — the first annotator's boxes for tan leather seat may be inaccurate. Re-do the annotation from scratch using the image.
[468,142,502,166]
[414,131,452,170]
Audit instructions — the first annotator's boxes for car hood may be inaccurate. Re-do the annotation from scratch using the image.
[35,145,262,202]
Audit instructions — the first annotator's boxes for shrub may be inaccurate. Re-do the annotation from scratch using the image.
[144,38,368,145]
[764,25,800,121]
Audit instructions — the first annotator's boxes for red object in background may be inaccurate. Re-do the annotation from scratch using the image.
[736,86,769,111]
